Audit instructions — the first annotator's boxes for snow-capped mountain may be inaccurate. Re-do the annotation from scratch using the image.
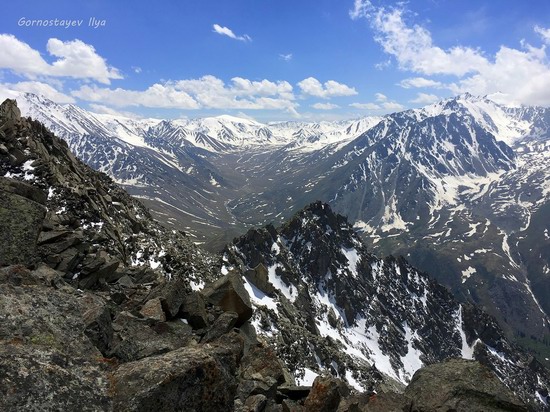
[225,94,550,350]
[6,91,550,360]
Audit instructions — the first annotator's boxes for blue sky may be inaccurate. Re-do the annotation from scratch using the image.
[1,0,550,121]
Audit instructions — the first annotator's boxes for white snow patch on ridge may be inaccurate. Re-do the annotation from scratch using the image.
[341,247,360,278]
[461,267,476,283]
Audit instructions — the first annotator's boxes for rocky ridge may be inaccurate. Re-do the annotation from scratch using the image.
[0,97,543,411]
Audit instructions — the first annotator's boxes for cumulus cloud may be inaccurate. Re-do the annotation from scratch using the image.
[382,101,404,111]
[374,92,387,102]
[297,77,357,99]
[72,75,299,116]
[409,93,439,104]
[212,24,251,42]
[0,81,75,103]
[0,34,122,84]
[312,102,339,110]
[349,102,380,110]
[399,77,444,89]
[351,2,550,106]
[279,53,293,62]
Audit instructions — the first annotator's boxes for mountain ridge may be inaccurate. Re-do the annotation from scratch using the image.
[5,91,550,356]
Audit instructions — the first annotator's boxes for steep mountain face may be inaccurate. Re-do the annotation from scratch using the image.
[221,201,550,409]
[8,92,550,356]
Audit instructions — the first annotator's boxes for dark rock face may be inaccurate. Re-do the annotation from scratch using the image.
[0,178,46,266]
[0,265,112,411]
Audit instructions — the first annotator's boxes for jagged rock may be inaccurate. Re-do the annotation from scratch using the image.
[112,343,240,411]
[139,297,165,322]
[243,394,268,412]
[303,376,351,412]
[240,320,260,355]
[109,311,193,362]
[241,343,291,385]
[178,290,209,328]
[0,178,46,267]
[117,274,135,288]
[81,293,113,356]
[202,311,239,343]
[237,342,294,405]
[404,359,528,411]
[202,271,253,326]
[0,98,21,121]
[79,259,120,289]
[148,277,189,319]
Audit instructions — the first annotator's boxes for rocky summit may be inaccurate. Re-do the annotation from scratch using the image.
[0,97,548,411]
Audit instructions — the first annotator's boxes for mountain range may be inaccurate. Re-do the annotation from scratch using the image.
[7,91,550,364]
[1,96,549,410]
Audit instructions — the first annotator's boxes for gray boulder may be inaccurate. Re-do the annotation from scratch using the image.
[202,271,253,326]
[404,358,528,412]
[112,339,242,411]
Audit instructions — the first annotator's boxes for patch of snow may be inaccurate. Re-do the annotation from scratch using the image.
[461,267,476,283]
[296,368,319,386]
[400,323,424,381]
[267,263,297,302]
[341,247,360,278]
[243,277,278,311]
[190,279,205,291]
[345,370,364,391]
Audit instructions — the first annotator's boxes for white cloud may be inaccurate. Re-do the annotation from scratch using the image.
[297,77,357,99]
[132,66,142,74]
[366,5,487,76]
[399,77,444,89]
[279,53,293,62]
[312,102,340,110]
[409,93,439,104]
[353,2,550,106]
[382,101,404,111]
[73,83,199,109]
[72,75,299,116]
[0,81,75,103]
[212,24,251,42]
[349,0,373,20]
[0,34,122,84]
[535,25,550,44]
[374,92,387,102]
[350,102,380,110]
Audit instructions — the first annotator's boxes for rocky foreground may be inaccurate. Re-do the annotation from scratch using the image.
[0,98,541,411]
